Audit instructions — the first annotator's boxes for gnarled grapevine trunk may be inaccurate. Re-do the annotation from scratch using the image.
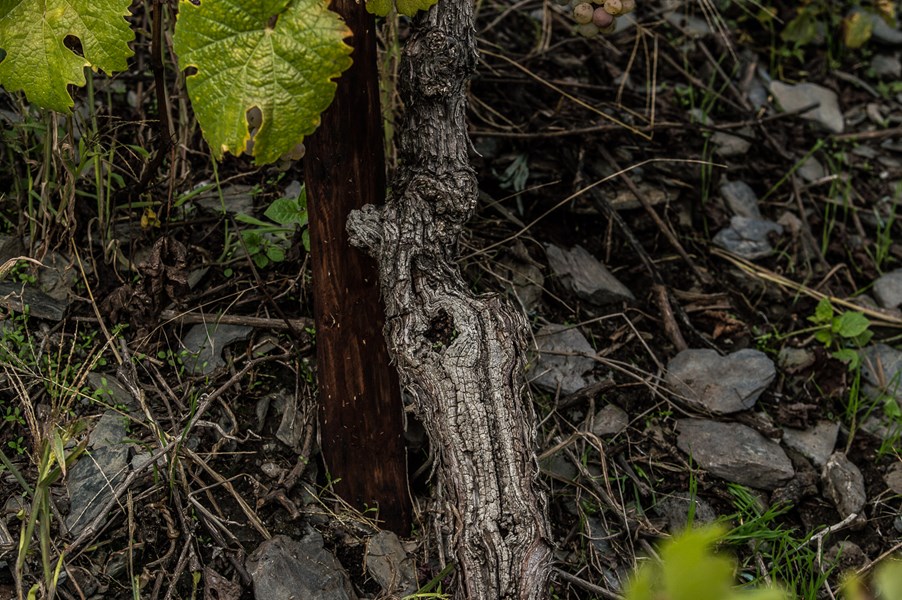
[346,1,551,597]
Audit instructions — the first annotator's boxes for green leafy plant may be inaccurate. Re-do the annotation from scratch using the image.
[625,525,788,600]
[808,298,873,369]
[232,185,310,270]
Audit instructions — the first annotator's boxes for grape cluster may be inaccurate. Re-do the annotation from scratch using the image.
[555,0,635,37]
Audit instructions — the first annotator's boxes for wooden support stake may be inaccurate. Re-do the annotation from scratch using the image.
[304,2,411,535]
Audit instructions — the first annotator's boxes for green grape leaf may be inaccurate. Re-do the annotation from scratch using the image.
[365,0,436,17]
[0,0,134,112]
[173,0,353,165]
[811,298,834,324]
[365,0,392,16]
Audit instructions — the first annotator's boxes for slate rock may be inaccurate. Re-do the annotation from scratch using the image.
[873,268,902,309]
[797,156,827,183]
[529,324,599,395]
[591,404,628,437]
[713,217,783,260]
[884,462,902,495]
[862,9,902,44]
[781,421,839,467]
[89,411,129,448]
[825,540,868,571]
[676,419,794,490]
[36,251,77,302]
[365,531,417,598]
[0,282,68,321]
[770,81,844,133]
[777,347,816,373]
[822,452,867,528]
[66,445,130,535]
[665,348,776,414]
[871,54,902,78]
[86,373,136,410]
[712,130,752,157]
[247,532,356,600]
[861,344,902,400]
[545,244,634,306]
[181,323,253,375]
[720,180,761,219]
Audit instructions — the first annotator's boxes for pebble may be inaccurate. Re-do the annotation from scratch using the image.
[366,531,418,598]
[591,404,629,437]
[713,216,784,260]
[530,324,600,396]
[246,532,356,600]
[665,348,776,414]
[885,462,902,495]
[181,323,254,375]
[770,81,845,133]
[871,54,902,78]
[676,419,794,490]
[720,180,761,219]
[873,268,902,309]
[822,452,867,529]
[781,421,839,467]
[545,244,634,306]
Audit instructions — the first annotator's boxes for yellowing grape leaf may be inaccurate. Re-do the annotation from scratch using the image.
[843,12,873,49]
[173,0,352,165]
[0,0,134,112]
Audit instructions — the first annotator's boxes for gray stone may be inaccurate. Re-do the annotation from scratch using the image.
[770,81,844,133]
[66,445,131,535]
[89,411,129,448]
[720,180,761,219]
[655,494,717,532]
[545,244,634,306]
[676,419,794,490]
[822,453,867,528]
[365,531,417,598]
[713,217,783,260]
[777,347,816,373]
[861,344,902,400]
[0,282,68,321]
[274,394,304,450]
[86,373,136,410]
[797,156,827,183]
[781,421,839,467]
[863,10,902,45]
[712,130,752,157]
[36,251,77,302]
[825,540,868,571]
[0,235,24,264]
[665,348,776,414]
[885,462,902,495]
[591,404,628,437]
[539,452,578,482]
[873,269,902,309]
[181,323,253,375]
[247,532,356,600]
[529,324,599,396]
[663,11,711,37]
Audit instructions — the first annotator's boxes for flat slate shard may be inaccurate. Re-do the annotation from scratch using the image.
[770,81,845,133]
[873,268,902,309]
[529,324,599,395]
[246,532,356,600]
[545,244,634,306]
[665,348,776,414]
[66,445,131,535]
[781,420,839,467]
[713,216,783,260]
[676,419,794,490]
[822,452,867,529]
[181,323,253,375]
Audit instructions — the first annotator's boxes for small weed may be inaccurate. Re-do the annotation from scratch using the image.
[227,185,310,273]
[807,298,873,369]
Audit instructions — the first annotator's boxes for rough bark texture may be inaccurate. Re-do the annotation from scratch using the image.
[305,0,411,535]
[346,1,552,597]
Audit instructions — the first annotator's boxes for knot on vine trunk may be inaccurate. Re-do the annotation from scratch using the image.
[346,204,384,254]
[403,29,475,98]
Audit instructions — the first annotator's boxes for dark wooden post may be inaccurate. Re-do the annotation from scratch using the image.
[304,3,411,535]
